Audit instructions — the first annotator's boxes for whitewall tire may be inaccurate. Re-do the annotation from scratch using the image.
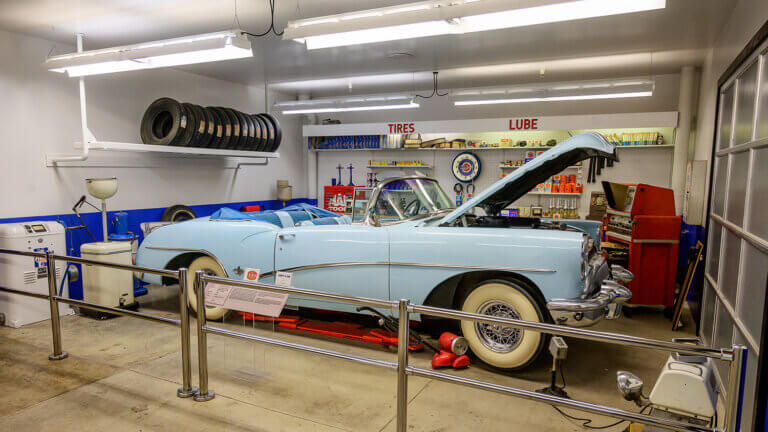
[460,279,546,370]
[186,255,227,321]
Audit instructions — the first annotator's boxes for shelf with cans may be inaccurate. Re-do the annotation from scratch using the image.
[306,127,675,151]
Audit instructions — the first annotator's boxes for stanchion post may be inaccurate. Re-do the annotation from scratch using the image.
[725,344,747,431]
[46,250,68,361]
[396,299,410,432]
[193,270,215,402]
[177,268,197,398]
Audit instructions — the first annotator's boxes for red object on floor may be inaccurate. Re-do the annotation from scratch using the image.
[241,205,261,212]
[432,350,458,368]
[237,311,421,350]
[451,355,470,368]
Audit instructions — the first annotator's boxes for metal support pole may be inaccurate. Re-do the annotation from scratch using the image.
[725,345,747,431]
[176,268,197,398]
[46,251,68,360]
[396,299,410,432]
[193,271,214,402]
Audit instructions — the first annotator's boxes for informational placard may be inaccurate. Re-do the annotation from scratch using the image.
[204,268,290,317]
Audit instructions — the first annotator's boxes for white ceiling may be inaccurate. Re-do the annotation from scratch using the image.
[0,0,735,96]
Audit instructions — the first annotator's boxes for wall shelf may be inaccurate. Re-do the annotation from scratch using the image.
[310,144,674,152]
[367,164,432,169]
[47,141,279,166]
[526,192,582,196]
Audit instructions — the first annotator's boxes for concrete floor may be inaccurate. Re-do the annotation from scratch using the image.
[0,286,708,431]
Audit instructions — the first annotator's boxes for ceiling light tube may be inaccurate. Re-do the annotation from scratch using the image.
[455,91,653,105]
[45,30,253,77]
[453,79,654,105]
[281,102,420,115]
[284,0,666,49]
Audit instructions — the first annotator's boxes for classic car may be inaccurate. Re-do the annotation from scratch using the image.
[136,132,633,370]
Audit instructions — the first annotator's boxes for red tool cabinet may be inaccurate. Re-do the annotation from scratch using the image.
[602,182,681,307]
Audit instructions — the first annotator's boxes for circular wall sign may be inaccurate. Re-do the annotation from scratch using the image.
[451,152,482,183]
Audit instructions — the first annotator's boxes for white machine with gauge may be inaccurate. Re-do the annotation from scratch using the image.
[0,221,71,327]
[80,177,135,313]
[616,338,719,431]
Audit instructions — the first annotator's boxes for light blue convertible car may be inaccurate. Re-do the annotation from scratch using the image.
[136,132,632,370]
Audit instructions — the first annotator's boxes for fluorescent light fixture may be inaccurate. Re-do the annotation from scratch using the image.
[455,91,652,105]
[275,94,419,114]
[453,78,654,105]
[45,30,252,77]
[284,0,666,49]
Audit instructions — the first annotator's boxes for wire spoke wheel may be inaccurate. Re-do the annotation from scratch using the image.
[475,300,523,353]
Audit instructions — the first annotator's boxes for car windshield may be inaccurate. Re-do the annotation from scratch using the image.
[371,178,454,224]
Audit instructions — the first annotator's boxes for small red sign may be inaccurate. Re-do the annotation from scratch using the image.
[246,270,259,281]
[509,118,539,130]
[388,123,415,134]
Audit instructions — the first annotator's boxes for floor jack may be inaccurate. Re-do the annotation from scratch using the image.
[536,336,569,398]
[357,307,470,369]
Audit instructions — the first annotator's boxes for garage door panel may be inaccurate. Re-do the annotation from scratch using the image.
[734,329,759,430]
[712,156,728,216]
[725,151,749,225]
[706,223,723,281]
[759,54,768,139]
[718,85,735,150]
[713,298,733,383]
[719,230,742,306]
[734,61,759,145]
[738,242,768,343]
[701,281,716,345]
[746,147,768,239]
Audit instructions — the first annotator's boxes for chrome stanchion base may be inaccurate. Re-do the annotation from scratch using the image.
[177,386,198,398]
[193,390,215,402]
[48,351,69,361]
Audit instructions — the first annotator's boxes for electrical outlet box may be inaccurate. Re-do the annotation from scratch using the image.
[549,336,568,360]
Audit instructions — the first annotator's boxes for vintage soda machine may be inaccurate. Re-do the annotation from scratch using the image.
[602,182,681,308]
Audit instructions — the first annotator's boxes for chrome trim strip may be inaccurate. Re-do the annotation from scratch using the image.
[391,262,556,273]
[260,261,555,278]
[144,247,230,277]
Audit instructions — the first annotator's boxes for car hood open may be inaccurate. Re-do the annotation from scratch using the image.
[438,132,616,225]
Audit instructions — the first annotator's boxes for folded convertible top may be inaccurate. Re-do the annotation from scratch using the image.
[209,204,350,228]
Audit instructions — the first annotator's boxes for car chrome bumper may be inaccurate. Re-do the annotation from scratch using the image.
[547,266,633,327]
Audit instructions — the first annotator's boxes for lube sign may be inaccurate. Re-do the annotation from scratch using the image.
[509,118,539,130]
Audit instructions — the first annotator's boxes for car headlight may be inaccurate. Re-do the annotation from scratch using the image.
[581,234,590,280]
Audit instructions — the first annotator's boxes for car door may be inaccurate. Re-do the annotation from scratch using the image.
[274,224,389,312]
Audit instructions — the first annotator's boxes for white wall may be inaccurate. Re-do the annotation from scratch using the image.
[312,74,680,217]
[0,29,307,219]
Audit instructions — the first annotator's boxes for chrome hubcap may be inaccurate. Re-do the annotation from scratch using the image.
[474,300,523,353]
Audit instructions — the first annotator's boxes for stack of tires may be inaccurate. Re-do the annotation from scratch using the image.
[140,97,282,152]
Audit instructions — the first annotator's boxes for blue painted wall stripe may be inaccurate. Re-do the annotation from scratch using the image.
[0,198,318,299]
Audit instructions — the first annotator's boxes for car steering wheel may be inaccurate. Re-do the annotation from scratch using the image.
[404,199,423,217]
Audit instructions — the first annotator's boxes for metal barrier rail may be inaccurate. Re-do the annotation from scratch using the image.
[0,248,197,398]
[0,247,747,432]
[195,273,747,432]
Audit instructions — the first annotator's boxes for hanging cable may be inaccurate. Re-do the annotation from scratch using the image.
[241,0,284,37]
[415,71,449,99]
[551,364,651,430]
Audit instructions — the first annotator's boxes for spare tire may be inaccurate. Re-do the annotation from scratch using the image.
[179,103,200,147]
[208,107,232,149]
[256,114,275,152]
[261,113,282,152]
[251,114,267,151]
[140,98,187,146]
[161,205,197,222]
[194,104,215,148]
